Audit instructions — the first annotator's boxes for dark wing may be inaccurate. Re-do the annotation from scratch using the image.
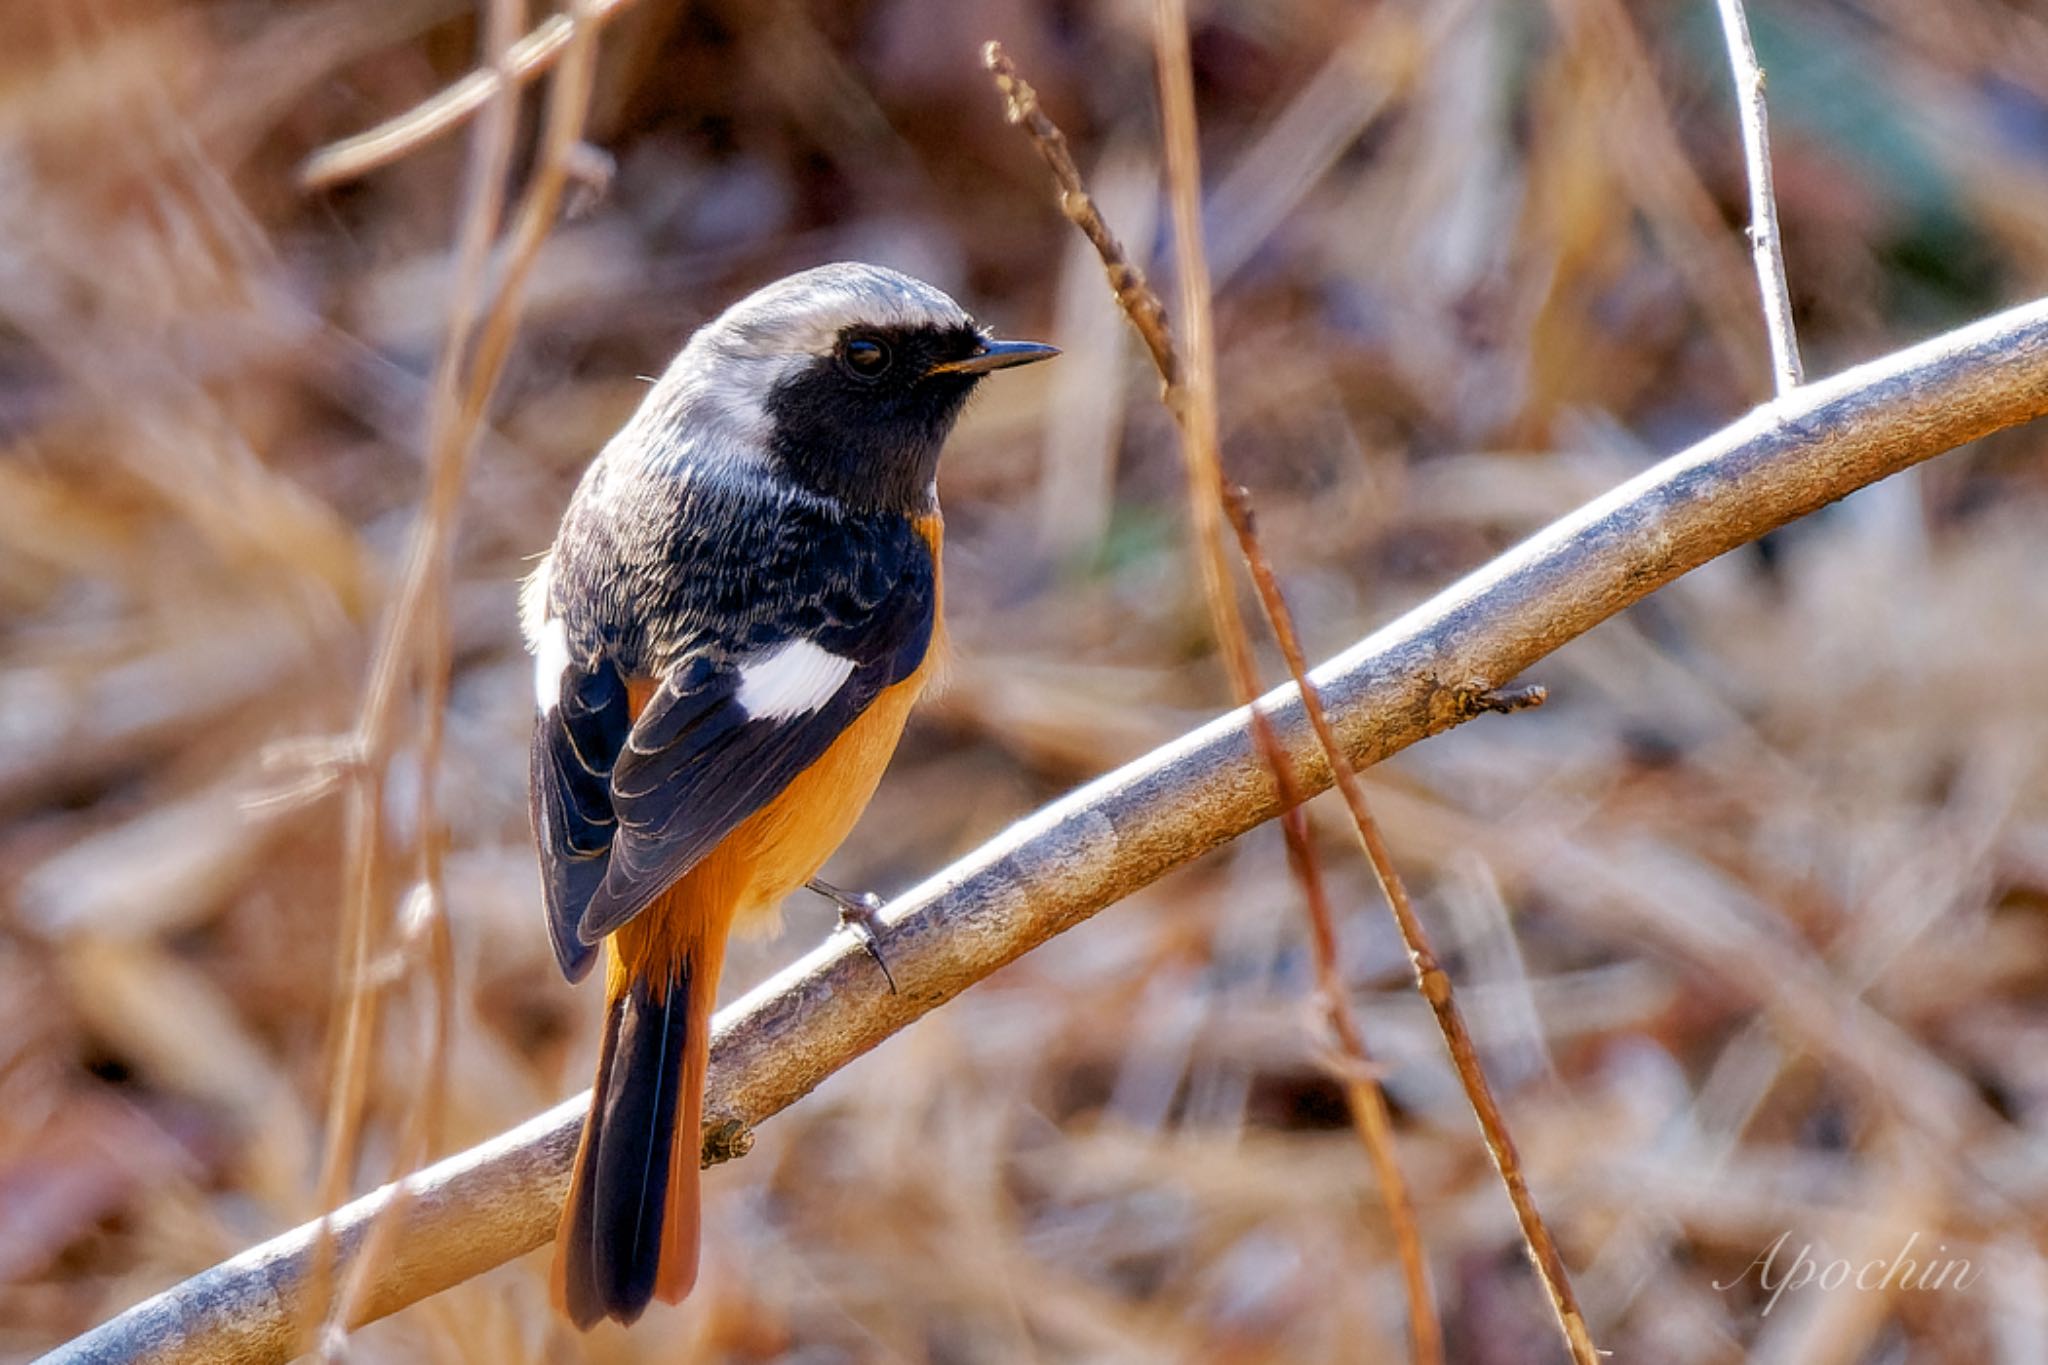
[531,652,634,980]
[577,549,934,944]
[529,492,938,979]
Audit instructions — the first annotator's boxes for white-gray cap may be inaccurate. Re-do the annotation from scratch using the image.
[618,262,978,472]
[700,262,975,361]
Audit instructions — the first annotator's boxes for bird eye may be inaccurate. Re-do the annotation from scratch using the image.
[840,335,892,378]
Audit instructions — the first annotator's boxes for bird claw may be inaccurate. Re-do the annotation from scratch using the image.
[807,879,898,994]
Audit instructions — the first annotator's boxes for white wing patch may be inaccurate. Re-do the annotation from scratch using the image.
[532,616,571,713]
[734,639,855,721]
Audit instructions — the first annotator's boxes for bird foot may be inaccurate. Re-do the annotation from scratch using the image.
[807,878,898,993]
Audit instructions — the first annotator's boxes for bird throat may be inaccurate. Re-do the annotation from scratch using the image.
[762,360,969,515]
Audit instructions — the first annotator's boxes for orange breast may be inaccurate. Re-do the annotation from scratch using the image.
[723,661,932,921]
[717,512,944,923]
[622,513,944,941]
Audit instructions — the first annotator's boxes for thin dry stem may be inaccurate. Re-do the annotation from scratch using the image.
[318,888,456,1359]
[1713,0,1804,393]
[1003,25,1597,1360]
[985,51,1175,387]
[44,287,2048,1365]
[306,0,598,1352]
[297,0,636,191]
[1225,482,1598,1365]
[303,0,526,1338]
[1152,11,1453,1359]
[997,29,1445,1362]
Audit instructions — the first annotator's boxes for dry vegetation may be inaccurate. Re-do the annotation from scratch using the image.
[6,1,2048,1363]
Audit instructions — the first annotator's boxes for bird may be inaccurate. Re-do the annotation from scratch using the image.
[522,262,1057,1329]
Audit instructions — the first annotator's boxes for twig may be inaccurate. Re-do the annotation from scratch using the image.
[1224,469,1599,1365]
[988,34,1441,1361]
[304,0,525,1339]
[1005,20,1595,1358]
[43,291,2048,1365]
[1475,684,1548,715]
[305,1,599,1353]
[318,887,454,1357]
[1146,10,1450,1361]
[1713,0,1804,394]
[999,23,1593,1358]
[296,0,637,191]
[983,63,1175,387]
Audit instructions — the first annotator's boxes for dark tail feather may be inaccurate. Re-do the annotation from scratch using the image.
[552,949,709,1328]
[554,988,621,1329]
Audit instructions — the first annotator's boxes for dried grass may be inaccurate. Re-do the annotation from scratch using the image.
[5,2,2048,1362]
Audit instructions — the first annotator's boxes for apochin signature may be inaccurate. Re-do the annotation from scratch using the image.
[1714,1231,1980,1316]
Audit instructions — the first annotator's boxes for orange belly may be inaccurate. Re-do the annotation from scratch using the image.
[612,661,930,989]
[698,509,941,927]
[617,512,943,960]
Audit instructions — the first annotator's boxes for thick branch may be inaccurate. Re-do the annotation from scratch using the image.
[49,295,2048,1365]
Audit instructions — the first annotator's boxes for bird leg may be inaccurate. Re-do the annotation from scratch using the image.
[806,878,898,993]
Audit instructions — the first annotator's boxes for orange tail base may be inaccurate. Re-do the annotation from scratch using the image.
[551,909,726,1328]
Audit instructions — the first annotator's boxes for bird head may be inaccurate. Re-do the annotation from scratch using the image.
[642,262,1057,514]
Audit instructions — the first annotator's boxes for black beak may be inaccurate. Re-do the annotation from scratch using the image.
[927,337,1060,376]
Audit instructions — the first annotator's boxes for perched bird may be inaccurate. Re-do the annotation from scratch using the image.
[523,262,1056,1328]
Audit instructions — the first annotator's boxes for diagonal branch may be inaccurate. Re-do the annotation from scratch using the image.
[45,295,2048,1365]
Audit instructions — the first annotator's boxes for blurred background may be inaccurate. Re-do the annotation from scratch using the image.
[5,0,2048,1361]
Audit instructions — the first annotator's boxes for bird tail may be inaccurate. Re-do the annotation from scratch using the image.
[552,903,725,1328]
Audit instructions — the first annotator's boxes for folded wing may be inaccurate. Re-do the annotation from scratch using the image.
[529,516,935,979]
